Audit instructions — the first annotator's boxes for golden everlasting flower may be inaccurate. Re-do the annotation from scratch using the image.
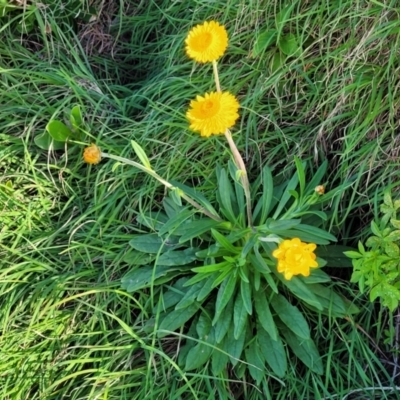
[272,238,318,280]
[185,21,228,63]
[83,144,102,165]
[186,91,239,137]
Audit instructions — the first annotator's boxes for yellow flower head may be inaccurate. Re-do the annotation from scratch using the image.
[315,185,325,195]
[185,21,228,63]
[83,144,102,165]
[272,238,318,280]
[186,91,239,137]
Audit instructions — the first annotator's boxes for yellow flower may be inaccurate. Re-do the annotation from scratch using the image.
[83,144,102,165]
[272,238,318,280]
[315,185,325,195]
[186,91,239,137]
[185,21,228,63]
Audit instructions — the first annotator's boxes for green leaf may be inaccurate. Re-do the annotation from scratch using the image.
[211,229,240,253]
[158,303,200,337]
[156,248,197,266]
[158,209,193,236]
[163,197,182,218]
[265,219,302,231]
[34,131,65,150]
[384,191,393,207]
[270,294,310,339]
[233,293,248,340]
[170,180,220,218]
[249,251,270,274]
[212,346,229,375]
[278,275,323,310]
[300,268,331,284]
[228,160,245,221]
[252,29,277,57]
[216,167,238,223]
[197,273,219,302]
[258,326,287,377]
[131,140,152,169]
[305,160,328,194]
[253,165,274,225]
[215,297,234,343]
[276,3,296,31]
[295,224,337,242]
[294,156,305,197]
[121,265,171,292]
[390,219,400,229]
[46,120,73,142]
[278,33,301,57]
[196,309,213,338]
[254,289,278,341]
[123,250,155,266]
[213,274,237,325]
[317,245,355,267]
[178,219,222,243]
[270,229,331,245]
[245,341,265,384]
[170,187,182,207]
[270,51,285,73]
[152,279,188,313]
[240,280,252,315]
[70,105,83,129]
[191,261,230,274]
[136,212,168,230]
[308,283,359,316]
[185,329,215,370]
[371,220,381,237]
[224,326,246,366]
[175,281,205,310]
[129,234,180,253]
[272,173,299,219]
[385,242,399,257]
[386,230,400,242]
[280,326,323,374]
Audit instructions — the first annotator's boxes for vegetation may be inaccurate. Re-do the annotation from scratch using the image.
[1,0,400,399]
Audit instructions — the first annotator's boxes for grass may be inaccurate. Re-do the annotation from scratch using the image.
[1,0,400,398]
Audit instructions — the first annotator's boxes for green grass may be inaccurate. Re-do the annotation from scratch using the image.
[1,0,400,398]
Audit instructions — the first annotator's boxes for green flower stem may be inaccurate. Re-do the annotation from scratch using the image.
[101,152,222,222]
[212,60,253,227]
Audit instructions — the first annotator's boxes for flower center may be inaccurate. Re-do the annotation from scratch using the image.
[199,99,219,118]
[191,32,213,52]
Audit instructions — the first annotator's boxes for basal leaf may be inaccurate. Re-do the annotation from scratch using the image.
[233,293,248,340]
[278,33,301,57]
[252,29,277,57]
[129,234,180,253]
[245,340,265,384]
[156,248,197,266]
[158,303,200,337]
[270,294,310,339]
[178,219,222,243]
[121,265,171,292]
[224,325,246,366]
[258,326,287,377]
[215,297,234,343]
[280,326,323,374]
[46,120,73,142]
[254,289,278,341]
[240,280,252,315]
[185,329,215,371]
[212,346,229,375]
[213,274,237,325]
